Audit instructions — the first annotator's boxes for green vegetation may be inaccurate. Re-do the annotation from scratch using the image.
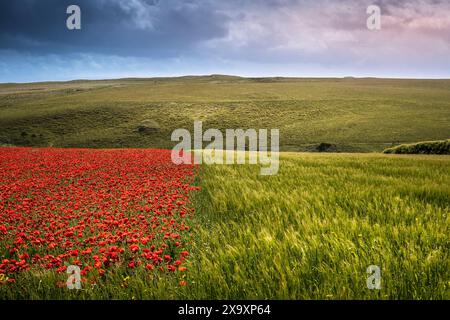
[1,76,449,299]
[384,139,450,155]
[187,153,450,299]
[1,76,450,152]
[2,153,448,299]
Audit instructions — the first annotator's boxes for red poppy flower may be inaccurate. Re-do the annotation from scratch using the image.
[129,245,139,253]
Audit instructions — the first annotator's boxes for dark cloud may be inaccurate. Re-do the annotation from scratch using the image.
[0,0,230,57]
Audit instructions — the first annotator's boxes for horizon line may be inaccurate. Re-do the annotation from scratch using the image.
[2,74,450,85]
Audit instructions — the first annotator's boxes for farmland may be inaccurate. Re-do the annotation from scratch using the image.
[188,153,449,299]
[0,149,448,299]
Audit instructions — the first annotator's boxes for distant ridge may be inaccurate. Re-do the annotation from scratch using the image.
[3,75,450,85]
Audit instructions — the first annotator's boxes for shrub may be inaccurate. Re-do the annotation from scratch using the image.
[383,139,450,155]
[316,142,337,152]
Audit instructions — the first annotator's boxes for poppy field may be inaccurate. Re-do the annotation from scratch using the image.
[0,147,198,298]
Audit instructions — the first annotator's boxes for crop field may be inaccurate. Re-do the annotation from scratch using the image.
[189,153,449,299]
[0,148,448,299]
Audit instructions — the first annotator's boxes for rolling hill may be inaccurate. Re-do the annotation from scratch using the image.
[1,76,449,152]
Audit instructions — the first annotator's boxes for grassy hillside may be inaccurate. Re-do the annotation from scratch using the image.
[384,139,450,155]
[1,76,449,152]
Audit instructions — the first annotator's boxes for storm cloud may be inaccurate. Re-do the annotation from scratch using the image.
[1,0,449,82]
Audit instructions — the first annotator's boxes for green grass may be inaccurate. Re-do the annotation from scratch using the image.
[1,76,449,152]
[2,153,449,299]
[384,139,450,155]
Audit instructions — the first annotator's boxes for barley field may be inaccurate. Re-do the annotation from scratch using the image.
[186,153,450,299]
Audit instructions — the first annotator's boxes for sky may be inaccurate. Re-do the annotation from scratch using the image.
[1,0,450,82]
